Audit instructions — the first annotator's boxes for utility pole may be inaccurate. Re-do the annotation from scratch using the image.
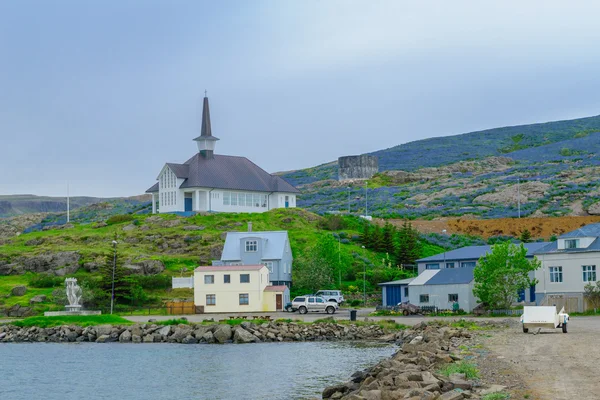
[338,237,342,286]
[66,182,70,224]
[365,180,368,217]
[362,245,366,306]
[517,177,521,218]
[110,240,117,314]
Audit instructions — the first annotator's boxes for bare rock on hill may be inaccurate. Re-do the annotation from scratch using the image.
[473,181,551,206]
[16,251,81,275]
[11,285,27,296]
[123,259,165,275]
[587,201,600,215]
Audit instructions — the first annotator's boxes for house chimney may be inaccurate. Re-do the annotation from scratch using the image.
[248,222,252,232]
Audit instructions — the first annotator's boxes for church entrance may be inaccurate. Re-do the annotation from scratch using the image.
[184,193,193,212]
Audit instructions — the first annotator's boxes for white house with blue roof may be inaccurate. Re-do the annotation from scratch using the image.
[212,226,293,287]
[407,267,478,312]
[533,223,600,312]
[145,95,299,214]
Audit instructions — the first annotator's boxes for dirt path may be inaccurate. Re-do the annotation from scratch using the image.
[484,317,600,400]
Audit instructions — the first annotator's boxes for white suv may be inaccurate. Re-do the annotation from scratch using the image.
[292,296,338,314]
[315,290,345,305]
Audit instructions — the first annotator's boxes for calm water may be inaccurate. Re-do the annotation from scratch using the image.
[0,342,395,400]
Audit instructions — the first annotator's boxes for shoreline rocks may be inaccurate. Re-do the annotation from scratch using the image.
[0,320,387,344]
[322,321,509,400]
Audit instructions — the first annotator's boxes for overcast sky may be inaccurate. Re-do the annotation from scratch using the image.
[2,1,600,197]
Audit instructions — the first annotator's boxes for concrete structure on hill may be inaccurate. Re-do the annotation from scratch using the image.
[193,265,289,313]
[146,95,299,214]
[338,155,378,181]
[533,223,600,312]
[213,226,293,287]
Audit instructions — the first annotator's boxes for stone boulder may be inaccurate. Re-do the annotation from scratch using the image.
[588,201,600,215]
[122,224,137,231]
[96,335,111,343]
[11,285,27,296]
[213,324,233,343]
[119,330,132,342]
[29,295,47,304]
[123,260,165,275]
[183,225,205,231]
[233,327,259,344]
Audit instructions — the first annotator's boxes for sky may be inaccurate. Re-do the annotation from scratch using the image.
[2,0,600,197]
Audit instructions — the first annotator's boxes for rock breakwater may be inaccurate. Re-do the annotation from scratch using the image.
[322,321,509,400]
[0,320,387,344]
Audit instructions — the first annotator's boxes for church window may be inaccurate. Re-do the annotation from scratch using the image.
[245,193,253,207]
[223,192,230,206]
[262,195,268,208]
[253,194,261,207]
[231,192,238,206]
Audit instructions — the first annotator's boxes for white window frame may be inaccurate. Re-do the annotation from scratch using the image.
[448,294,458,302]
[549,266,563,283]
[262,262,274,273]
[223,192,230,206]
[425,263,440,270]
[565,239,579,249]
[420,294,429,303]
[204,275,214,284]
[240,274,250,283]
[206,294,216,306]
[461,262,476,268]
[245,240,258,252]
[583,265,596,282]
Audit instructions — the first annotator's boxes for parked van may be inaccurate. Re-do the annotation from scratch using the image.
[315,290,345,305]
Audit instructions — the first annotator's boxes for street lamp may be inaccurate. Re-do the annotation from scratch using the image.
[362,245,367,306]
[338,237,342,286]
[110,240,117,314]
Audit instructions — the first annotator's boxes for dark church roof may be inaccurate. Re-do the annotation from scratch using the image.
[146,95,299,195]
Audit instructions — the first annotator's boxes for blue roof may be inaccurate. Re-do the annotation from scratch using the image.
[534,238,600,255]
[378,278,414,286]
[559,223,600,238]
[417,242,548,263]
[423,267,475,285]
[221,231,290,261]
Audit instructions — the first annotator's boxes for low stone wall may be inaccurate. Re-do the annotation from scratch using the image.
[322,321,509,400]
[0,320,387,344]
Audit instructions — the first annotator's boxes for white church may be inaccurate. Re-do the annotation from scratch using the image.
[146,96,299,214]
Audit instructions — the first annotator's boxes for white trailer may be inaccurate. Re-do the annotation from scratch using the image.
[520,306,569,333]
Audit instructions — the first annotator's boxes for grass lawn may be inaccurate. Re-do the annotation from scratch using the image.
[8,315,133,328]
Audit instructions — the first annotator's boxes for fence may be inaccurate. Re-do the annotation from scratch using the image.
[166,301,196,315]
[491,309,523,316]
[540,294,582,313]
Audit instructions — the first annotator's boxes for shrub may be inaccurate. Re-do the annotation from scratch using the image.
[29,274,64,288]
[132,274,172,290]
[106,214,134,225]
[438,361,480,379]
[350,299,362,307]
[156,318,190,326]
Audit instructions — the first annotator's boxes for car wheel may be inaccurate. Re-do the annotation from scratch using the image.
[326,306,335,314]
[562,323,567,333]
[402,310,409,316]
[299,306,308,315]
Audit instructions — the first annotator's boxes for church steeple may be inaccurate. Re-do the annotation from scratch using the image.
[193,93,219,158]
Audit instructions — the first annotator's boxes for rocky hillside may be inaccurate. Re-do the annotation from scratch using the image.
[0,194,150,218]
[283,115,600,219]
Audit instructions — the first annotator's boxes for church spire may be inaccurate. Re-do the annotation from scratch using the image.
[193,92,219,158]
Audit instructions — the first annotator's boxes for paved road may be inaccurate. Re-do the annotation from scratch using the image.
[485,316,600,400]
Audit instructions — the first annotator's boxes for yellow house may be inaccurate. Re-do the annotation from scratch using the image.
[194,265,290,313]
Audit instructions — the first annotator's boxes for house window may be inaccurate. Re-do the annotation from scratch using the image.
[549,266,563,283]
[262,262,273,273]
[206,294,216,306]
[583,265,596,282]
[448,294,459,302]
[425,263,440,270]
[420,294,429,303]
[445,262,455,268]
[404,287,409,297]
[230,192,238,206]
[253,193,261,207]
[224,274,231,284]
[223,192,230,206]
[461,262,476,268]
[239,293,249,305]
[262,194,268,208]
[240,274,250,283]
[204,275,214,284]
[245,193,253,207]
[245,240,257,252]
[565,239,579,249]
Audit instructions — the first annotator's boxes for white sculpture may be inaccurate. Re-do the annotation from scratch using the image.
[65,278,83,310]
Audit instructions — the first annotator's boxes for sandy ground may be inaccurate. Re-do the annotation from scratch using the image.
[484,316,600,400]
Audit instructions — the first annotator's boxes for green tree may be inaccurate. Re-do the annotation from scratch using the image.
[394,220,421,267]
[98,251,132,305]
[360,220,372,248]
[382,222,396,255]
[371,224,385,252]
[584,281,600,310]
[293,234,349,293]
[519,229,532,243]
[473,241,540,310]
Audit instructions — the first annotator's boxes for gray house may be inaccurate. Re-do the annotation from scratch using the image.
[416,242,548,304]
[213,229,293,286]
[408,268,478,312]
[533,223,600,312]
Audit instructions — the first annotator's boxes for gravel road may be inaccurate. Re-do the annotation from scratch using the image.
[485,316,600,400]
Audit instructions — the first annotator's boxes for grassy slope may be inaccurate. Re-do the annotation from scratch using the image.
[1,209,443,312]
